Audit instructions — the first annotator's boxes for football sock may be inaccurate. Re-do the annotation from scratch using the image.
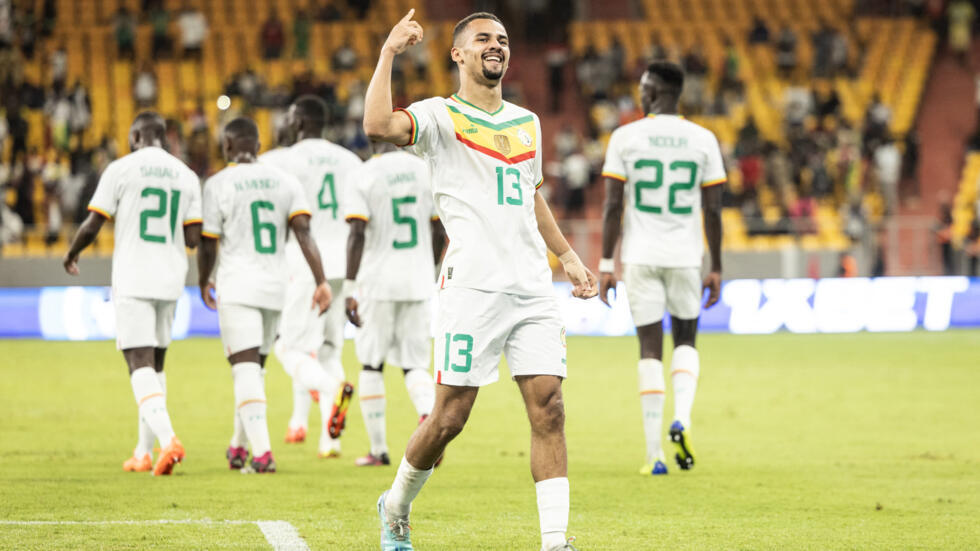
[230,406,247,448]
[638,358,666,463]
[130,367,176,446]
[289,378,312,430]
[232,362,271,457]
[404,368,435,417]
[386,456,434,519]
[536,477,569,551]
[359,369,387,456]
[671,345,700,430]
[156,371,166,394]
[135,415,153,457]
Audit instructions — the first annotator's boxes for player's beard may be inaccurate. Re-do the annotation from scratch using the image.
[482,65,504,81]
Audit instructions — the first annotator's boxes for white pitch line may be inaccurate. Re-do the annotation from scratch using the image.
[256,520,311,551]
[0,519,311,551]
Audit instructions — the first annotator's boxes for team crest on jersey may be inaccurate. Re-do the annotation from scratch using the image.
[517,128,533,147]
[493,134,511,156]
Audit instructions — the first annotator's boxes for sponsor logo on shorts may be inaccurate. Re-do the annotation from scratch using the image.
[447,267,454,280]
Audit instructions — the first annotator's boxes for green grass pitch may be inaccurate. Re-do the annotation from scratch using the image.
[1,332,978,550]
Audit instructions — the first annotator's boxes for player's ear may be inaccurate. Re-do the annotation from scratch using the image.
[451,46,463,64]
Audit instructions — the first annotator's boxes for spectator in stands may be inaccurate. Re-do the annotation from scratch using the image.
[947,0,975,67]
[561,148,590,217]
[114,7,136,60]
[783,79,814,130]
[293,10,311,59]
[546,46,567,113]
[333,43,358,72]
[6,107,28,162]
[812,22,835,78]
[41,0,56,38]
[49,45,67,94]
[813,82,841,118]
[347,0,370,19]
[830,26,849,77]
[68,81,91,137]
[317,0,343,22]
[41,150,67,245]
[863,93,891,151]
[178,3,207,59]
[186,127,210,177]
[45,92,71,152]
[966,219,980,276]
[261,9,285,60]
[748,17,769,44]
[776,26,798,79]
[150,1,172,58]
[134,62,158,107]
[785,186,816,235]
[934,203,955,274]
[681,46,708,115]
[902,130,920,198]
[872,134,901,215]
[719,40,742,99]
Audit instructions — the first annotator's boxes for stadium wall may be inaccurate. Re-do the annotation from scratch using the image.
[0,277,977,340]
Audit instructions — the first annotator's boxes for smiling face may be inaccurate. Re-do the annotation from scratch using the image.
[451,18,510,86]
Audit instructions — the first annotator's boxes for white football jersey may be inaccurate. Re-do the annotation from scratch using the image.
[272,138,363,281]
[88,146,202,300]
[202,162,310,311]
[402,95,551,297]
[257,146,293,168]
[344,150,437,301]
[601,114,727,268]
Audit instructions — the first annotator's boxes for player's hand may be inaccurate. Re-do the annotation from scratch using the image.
[200,282,217,310]
[312,281,332,315]
[62,252,79,276]
[599,272,617,307]
[703,270,721,309]
[345,296,362,327]
[383,8,424,55]
[559,250,598,299]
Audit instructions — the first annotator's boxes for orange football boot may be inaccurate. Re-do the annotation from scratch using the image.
[123,453,152,472]
[153,436,185,476]
[327,383,355,439]
[284,426,307,443]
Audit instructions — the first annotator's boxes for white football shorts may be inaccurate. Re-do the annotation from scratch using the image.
[623,264,703,326]
[354,299,431,369]
[434,287,566,387]
[218,302,280,357]
[114,296,176,350]
[279,277,346,359]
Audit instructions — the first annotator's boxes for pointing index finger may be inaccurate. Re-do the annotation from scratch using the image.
[400,8,415,23]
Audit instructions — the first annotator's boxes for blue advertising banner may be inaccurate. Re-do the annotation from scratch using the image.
[0,277,977,340]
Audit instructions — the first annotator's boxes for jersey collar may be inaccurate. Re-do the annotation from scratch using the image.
[450,94,505,116]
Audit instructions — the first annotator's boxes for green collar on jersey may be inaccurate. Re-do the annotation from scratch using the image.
[451,93,505,116]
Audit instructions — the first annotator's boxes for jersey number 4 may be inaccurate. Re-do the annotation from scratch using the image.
[139,187,181,243]
[318,173,338,219]
[634,160,698,215]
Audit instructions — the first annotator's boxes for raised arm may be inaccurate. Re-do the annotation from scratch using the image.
[363,9,423,144]
[701,183,723,308]
[598,177,625,306]
[289,213,332,314]
[63,211,107,275]
[533,192,597,299]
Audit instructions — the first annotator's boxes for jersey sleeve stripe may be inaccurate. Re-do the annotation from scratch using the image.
[601,171,627,182]
[289,209,312,220]
[394,108,418,146]
[183,218,203,226]
[702,177,727,187]
[201,230,221,239]
[87,206,112,219]
[535,178,545,190]
[430,215,440,221]
[345,214,369,222]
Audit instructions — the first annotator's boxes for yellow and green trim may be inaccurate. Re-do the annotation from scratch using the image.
[601,171,626,182]
[345,214,369,222]
[451,94,504,116]
[702,177,726,187]
[87,206,112,220]
[201,230,220,239]
[183,218,202,226]
[289,209,312,220]
[394,108,418,146]
[535,178,544,190]
[447,104,532,131]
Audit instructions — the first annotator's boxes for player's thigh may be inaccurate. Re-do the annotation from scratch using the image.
[153,300,178,349]
[278,277,323,354]
[389,300,432,370]
[259,308,280,356]
[434,288,510,387]
[663,267,702,320]
[623,263,667,327]
[114,295,159,350]
[320,279,347,356]
[504,295,567,380]
[354,299,395,368]
[218,303,266,357]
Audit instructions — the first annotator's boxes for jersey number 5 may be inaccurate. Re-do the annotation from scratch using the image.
[391,196,418,249]
[634,159,698,215]
[139,187,181,243]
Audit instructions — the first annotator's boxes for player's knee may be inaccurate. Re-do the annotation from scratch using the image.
[533,392,565,434]
[432,412,467,442]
